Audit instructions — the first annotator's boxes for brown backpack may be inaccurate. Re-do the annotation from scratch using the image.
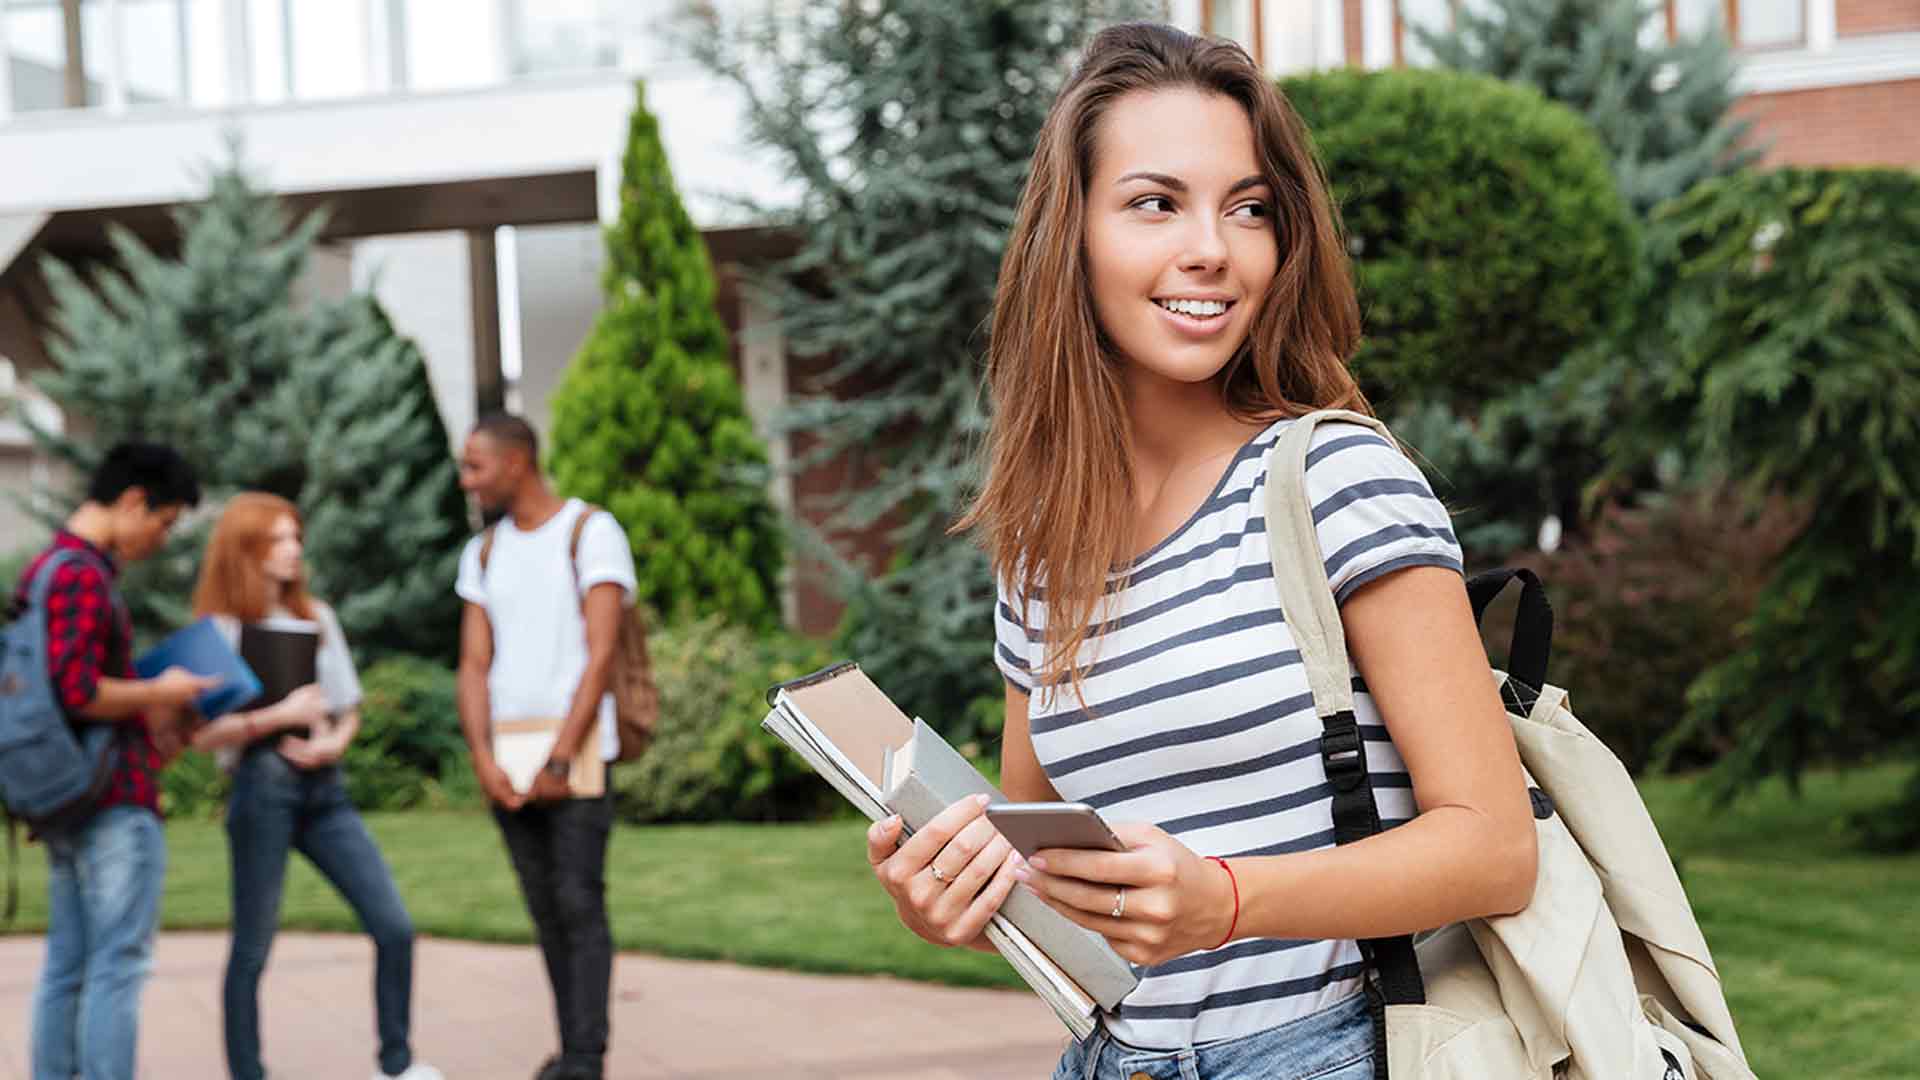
[478,504,658,761]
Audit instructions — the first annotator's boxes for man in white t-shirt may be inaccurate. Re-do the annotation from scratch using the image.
[454,413,637,1080]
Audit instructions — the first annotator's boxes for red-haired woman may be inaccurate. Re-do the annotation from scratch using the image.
[189,492,440,1080]
[863,22,1539,1079]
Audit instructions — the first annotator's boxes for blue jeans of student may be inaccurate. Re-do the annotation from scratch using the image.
[223,747,415,1080]
[1054,992,1375,1080]
[30,804,167,1080]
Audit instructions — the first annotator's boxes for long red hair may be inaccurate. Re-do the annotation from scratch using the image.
[192,492,318,623]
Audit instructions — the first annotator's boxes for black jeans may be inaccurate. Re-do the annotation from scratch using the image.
[493,791,614,1073]
[224,747,415,1080]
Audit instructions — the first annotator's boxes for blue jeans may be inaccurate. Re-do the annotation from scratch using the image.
[30,804,167,1080]
[223,748,415,1080]
[1054,992,1375,1080]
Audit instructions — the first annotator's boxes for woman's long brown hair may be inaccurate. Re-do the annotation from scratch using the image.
[192,492,318,623]
[957,22,1371,702]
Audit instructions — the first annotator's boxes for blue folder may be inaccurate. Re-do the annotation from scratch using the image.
[134,617,263,719]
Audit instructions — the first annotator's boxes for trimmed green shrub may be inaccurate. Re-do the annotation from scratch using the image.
[344,655,467,811]
[614,615,839,824]
[1282,68,1638,410]
[548,82,783,628]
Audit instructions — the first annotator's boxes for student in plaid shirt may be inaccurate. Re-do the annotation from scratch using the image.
[19,443,213,1080]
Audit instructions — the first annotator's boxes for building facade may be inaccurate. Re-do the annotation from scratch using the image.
[3,0,1911,628]
[1182,0,1920,167]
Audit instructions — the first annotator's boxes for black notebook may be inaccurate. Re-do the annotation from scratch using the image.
[239,618,320,734]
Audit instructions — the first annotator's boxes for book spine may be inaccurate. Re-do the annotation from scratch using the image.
[888,773,1137,1010]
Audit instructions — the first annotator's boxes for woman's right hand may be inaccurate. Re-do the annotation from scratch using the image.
[274,684,330,730]
[867,793,1024,950]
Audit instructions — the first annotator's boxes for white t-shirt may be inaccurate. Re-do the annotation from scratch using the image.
[455,499,638,762]
[210,603,362,771]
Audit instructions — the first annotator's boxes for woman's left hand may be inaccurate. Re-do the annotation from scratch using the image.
[277,732,344,770]
[1016,822,1238,966]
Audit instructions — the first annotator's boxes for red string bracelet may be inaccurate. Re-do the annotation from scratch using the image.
[1207,855,1239,949]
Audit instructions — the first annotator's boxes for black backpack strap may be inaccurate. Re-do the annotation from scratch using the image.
[3,809,16,926]
[1320,707,1425,1007]
[1466,568,1553,693]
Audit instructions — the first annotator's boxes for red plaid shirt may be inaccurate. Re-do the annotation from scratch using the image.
[15,531,161,817]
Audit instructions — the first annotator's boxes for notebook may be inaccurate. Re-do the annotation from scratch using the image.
[134,617,262,719]
[492,717,606,798]
[763,662,1138,1039]
[240,613,317,693]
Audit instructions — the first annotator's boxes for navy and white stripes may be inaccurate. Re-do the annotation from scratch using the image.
[995,418,1462,1049]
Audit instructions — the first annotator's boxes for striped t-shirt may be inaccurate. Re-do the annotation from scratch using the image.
[993,417,1463,1049]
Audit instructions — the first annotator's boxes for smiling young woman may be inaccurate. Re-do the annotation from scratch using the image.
[863,21,1537,1080]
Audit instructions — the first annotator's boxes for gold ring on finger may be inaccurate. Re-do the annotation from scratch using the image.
[929,865,949,884]
[1111,886,1126,919]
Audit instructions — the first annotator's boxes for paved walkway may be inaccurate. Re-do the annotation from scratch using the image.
[0,932,1070,1079]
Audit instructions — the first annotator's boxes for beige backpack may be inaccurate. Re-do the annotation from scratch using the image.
[479,503,658,761]
[1265,411,1757,1080]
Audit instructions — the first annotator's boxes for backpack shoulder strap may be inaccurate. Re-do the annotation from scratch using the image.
[10,548,96,624]
[1264,409,1426,1009]
[477,525,500,578]
[566,503,600,599]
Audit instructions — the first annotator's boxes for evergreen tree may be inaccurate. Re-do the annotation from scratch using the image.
[1610,168,1920,848]
[689,1,1146,737]
[1419,0,1756,218]
[295,296,470,662]
[31,159,468,661]
[547,82,784,628]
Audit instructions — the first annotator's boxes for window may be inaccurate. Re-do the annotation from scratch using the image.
[1202,0,1262,67]
[1398,0,1453,65]
[4,0,69,111]
[1673,0,1805,49]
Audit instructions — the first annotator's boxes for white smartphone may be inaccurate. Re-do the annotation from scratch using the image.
[986,801,1126,858]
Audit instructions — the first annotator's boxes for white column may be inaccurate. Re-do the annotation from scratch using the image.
[223,0,252,104]
[0,6,14,121]
[1362,0,1394,69]
[596,150,621,227]
[1317,0,1346,68]
[1168,0,1204,33]
[739,283,798,629]
[1806,0,1836,52]
[1262,0,1318,74]
[493,0,515,81]
[277,0,294,99]
[362,0,384,92]
[102,0,127,112]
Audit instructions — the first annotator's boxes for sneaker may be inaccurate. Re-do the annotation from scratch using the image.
[377,1065,445,1080]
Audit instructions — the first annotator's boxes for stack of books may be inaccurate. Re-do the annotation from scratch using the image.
[763,662,1136,1039]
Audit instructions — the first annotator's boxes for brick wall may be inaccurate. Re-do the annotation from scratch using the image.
[1836,0,1920,37]
[1734,77,1920,167]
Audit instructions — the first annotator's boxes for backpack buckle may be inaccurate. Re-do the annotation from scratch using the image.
[1319,719,1366,792]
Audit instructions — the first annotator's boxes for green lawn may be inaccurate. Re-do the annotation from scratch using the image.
[5,766,1912,1076]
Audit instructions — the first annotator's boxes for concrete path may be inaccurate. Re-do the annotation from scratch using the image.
[0,932,1071,1079]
